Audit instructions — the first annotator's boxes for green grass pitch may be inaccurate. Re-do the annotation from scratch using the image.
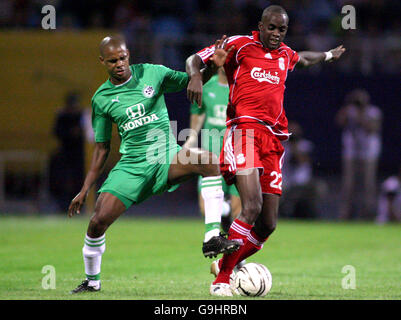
[0,215,400,300]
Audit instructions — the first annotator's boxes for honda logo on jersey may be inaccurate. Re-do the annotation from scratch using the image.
[121,103,159,132]
[126,103,145,119]
[250,67,280,84]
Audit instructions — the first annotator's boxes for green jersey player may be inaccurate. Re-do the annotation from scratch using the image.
[183,68,241,233]
[68,36,239,293]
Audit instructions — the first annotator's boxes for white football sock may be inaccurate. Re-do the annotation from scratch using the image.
[201,176,224,242]
[82,234,105,288]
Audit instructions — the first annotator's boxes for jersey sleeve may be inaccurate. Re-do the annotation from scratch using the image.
[91,98,112,142]
[159,65,189,93]
[196,44,216,65]
[288,49,300,71]
[196,35,239,66]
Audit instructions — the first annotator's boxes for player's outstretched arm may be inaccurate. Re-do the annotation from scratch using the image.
[297,45,346,68]
[67,141,110,217]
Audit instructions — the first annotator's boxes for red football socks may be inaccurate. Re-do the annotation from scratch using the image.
[214,219,252,284]
[214,221,269,284]
[237,228,268,263]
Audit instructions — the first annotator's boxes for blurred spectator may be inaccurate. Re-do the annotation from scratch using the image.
[49,91,85,212]
[1,1,400,76]
[148,12,186,69]
[375,166,401,224]
[280,121,325,219]
[335,88,382,220]
[305,19,337,73]
[306,19,336,53]
[0,0,14,27]
[112,0,136,30]
[121,13,153,64]
[236,0,265,31]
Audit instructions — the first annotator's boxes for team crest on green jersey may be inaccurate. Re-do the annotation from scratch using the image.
[143,85,155,98]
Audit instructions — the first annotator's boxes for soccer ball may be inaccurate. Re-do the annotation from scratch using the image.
[233,263,272,297]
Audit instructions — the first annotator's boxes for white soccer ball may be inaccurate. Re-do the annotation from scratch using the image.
[233,263,272,297]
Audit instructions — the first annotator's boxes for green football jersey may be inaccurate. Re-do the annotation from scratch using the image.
[190,74,229,155]
[92,64,189,164]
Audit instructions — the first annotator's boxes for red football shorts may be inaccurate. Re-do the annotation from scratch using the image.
[219,123,285,195]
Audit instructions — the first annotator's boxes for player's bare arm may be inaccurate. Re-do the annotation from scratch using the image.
[68,141,110,217]
[297,45,346,68]
[186,35,234,106]
[183,113,206,149]
[186,54,204,106]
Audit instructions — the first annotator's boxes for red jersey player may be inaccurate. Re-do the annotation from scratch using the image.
[186,5,346,296]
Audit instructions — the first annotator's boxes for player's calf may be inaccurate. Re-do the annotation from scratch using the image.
[87,192,126,238]
[253,193,279,238]
[253,216,276,239]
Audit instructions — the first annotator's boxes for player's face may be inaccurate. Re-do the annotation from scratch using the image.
[258,13,288,50]
[100,46,131,84]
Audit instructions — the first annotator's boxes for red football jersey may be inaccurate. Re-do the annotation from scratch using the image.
[197,31,299,140]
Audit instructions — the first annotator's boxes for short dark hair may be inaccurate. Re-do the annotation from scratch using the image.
[99,35,127,57]
[261,5,288,21]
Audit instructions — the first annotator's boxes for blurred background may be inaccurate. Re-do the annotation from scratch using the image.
[0,0,400,222]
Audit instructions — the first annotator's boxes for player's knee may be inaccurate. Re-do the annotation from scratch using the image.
[244,200,263,215]
[88,215,109,237]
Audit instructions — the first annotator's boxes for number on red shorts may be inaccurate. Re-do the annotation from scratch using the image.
[270,171,282,190]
